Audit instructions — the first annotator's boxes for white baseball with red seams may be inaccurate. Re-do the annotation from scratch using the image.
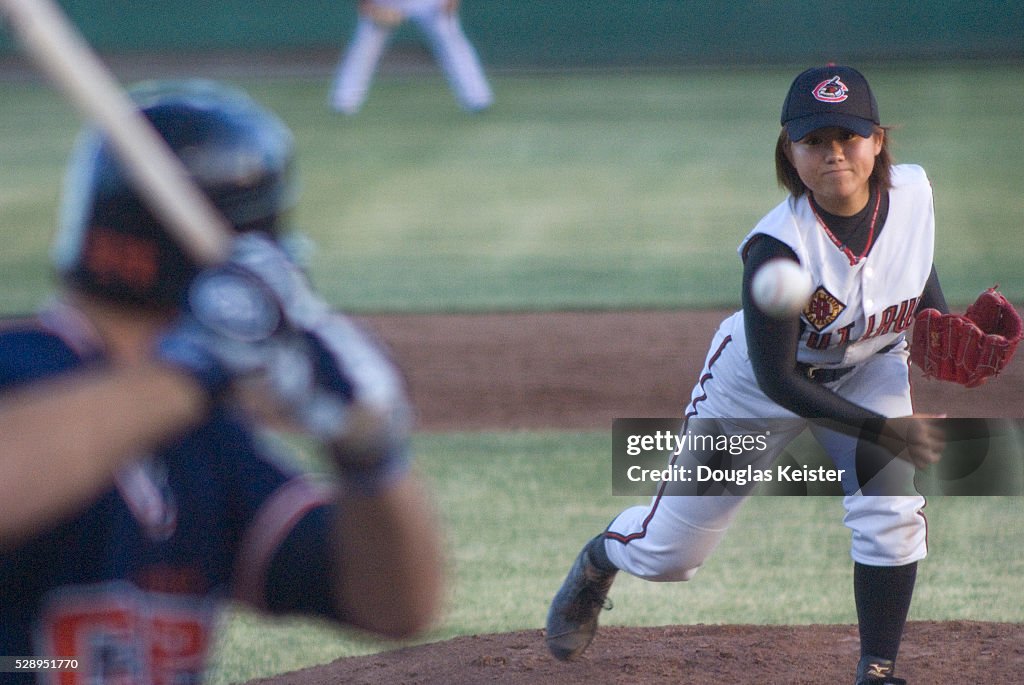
[751,258,814,318]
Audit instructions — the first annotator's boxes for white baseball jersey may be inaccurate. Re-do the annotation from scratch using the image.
[741,163,935,367]
[603,164,936,579]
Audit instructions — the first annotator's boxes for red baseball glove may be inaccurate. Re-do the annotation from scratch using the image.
[910,287,1023,387]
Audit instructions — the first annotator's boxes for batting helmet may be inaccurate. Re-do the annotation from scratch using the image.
[52,79,296,307]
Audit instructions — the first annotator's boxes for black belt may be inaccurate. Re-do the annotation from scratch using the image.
[796,340,902,384]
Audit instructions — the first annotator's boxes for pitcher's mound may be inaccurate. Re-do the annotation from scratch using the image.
[248,621,1023,684]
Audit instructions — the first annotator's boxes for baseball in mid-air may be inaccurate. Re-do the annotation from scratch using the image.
[751,258,814,318]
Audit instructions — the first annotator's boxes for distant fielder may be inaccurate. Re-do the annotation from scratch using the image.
[329,0,494,114]
[545,65,1021,685]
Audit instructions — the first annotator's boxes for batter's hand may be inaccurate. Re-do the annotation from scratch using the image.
[163,232,412,492]
[264,314,412,496]
[157,239,286,397]
[877,415,946,470]
[225,234,411,448]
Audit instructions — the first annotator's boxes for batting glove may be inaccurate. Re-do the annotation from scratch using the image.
[157,239,286,398]
[161,232,412,494]
[296,313,413,495]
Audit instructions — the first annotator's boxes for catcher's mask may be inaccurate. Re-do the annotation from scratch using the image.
[52,79,297,308]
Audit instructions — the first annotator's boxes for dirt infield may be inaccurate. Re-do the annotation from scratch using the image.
[361,309,1022,430]
[249,621,1023,684]
[251,310,1022,684]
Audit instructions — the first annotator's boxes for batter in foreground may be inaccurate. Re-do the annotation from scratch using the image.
[0,80,443,683]
[545,64,1020,684]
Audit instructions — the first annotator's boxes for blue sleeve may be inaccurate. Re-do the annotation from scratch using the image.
[215,419,342,620]
[0,325,85,390]
[264,503,344,621]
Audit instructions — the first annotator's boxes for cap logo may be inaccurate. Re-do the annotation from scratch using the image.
[812,76,849,104]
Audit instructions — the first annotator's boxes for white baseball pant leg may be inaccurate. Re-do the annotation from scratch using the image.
[411,10,493,111]
[602,324,926,582]
[330,17,393,114]
[808,346,928,567]
[604,418,805,582]
[603,323,804,582]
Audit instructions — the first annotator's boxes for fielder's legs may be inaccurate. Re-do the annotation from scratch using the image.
[412,11,493,112]
[330,18,393,114]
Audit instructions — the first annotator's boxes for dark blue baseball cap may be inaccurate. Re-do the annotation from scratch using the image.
[781,65,880,141]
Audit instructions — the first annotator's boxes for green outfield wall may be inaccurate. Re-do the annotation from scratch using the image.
[1,1,1021,66]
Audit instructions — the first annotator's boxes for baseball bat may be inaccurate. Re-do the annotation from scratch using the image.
[0,0,231,264]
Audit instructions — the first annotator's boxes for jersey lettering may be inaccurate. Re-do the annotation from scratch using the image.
[36,581,216,685]
[835,322,855,346]
[862,313,876,339]
[804,295,920,352]
[863,296,919,341]
[83,227,159,289]
[871,304,900,339]
[806,332,831,350]
[894,297,918,333]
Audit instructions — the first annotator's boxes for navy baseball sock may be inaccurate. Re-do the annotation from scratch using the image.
[588,534,618,573]
[854,561,917,661]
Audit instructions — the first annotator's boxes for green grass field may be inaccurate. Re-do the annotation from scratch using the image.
[1,64,1022,314]
[1,64,1021,684]
[207,432,1024,684]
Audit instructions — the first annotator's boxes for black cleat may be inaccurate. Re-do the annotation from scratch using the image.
[856,655,907,684]
[545,535,617,661]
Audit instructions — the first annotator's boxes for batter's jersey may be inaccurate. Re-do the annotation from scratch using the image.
[0,302,340,684]
[739,164,935,367]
